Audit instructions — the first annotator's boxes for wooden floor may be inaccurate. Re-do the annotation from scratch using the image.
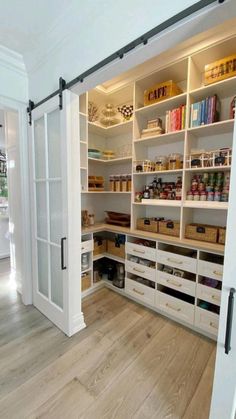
[0,259,216,419]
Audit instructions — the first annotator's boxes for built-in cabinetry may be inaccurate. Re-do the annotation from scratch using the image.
[79,35,235,340]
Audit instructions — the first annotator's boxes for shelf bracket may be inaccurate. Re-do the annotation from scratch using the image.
[27,100,35,126]
[59,77,66,110]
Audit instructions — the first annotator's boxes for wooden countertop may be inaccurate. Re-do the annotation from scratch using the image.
[82,223,225,254]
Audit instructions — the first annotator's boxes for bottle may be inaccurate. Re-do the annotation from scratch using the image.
[109,175,115,191]
[143,186,150,199]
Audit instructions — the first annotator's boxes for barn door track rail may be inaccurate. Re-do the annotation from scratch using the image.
[27,0,225,124]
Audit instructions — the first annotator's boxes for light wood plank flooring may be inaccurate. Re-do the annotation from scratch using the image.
[0,259,216,418]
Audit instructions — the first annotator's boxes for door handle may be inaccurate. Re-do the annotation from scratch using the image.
[225,288,235,354]
[61,237,67,270]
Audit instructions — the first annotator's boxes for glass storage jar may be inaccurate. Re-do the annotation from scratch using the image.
[168,153,182,170]
[155,156,167,171]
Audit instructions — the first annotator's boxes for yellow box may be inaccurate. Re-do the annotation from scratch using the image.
[204,54,236,85]
[144,80,182,107]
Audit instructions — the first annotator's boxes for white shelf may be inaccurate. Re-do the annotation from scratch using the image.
[185,166,231,173]
[82,191,132,194]
[80,141,87,145]
[80,167,87,170]
[134,199,181,207]
[88,156,132,164]
[187,120,234,136]
[189,76,236,100]
[183,201,228,210]
[134,130,185,146]
[135,92,187,117]
[93,253,125,263]
[133,169,183,176]
[88,120,133,137]
[81,267,92,274]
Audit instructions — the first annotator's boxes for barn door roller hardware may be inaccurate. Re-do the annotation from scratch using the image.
[27,0,225,123]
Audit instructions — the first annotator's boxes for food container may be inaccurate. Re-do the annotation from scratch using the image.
[193,191,200,201]
[144,80,183,106]
[137,218,160,233]
[168,153,182,170]
[187,191,193,200]
[155,156,167,171]
[127,175,132,191]
[207,192,214,201]
[185,224,218,243]
[214,192,221,202]
[143,160,152,172]
[81,272,91,291]
[109,175,115,191]
[159,220,180,237]
[114,175,121,192]
[93,238,107,256]
[107,239,125,259]
[200,192,207,201]
[121,175,127,192]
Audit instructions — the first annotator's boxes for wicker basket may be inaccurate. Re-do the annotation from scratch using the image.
[107,240,125,259]
[185,224,218,243]
[81,272,91,291]
[137,218,159,233]
[144,80,182,106]
[93,238,107,256]
[218,227,226,245]
[159,220,180,237]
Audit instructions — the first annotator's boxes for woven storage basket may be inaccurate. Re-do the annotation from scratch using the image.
[185,224,218,243]
[93,238,107,256]
[144,80,182,106]
[137,218,159,233]
[107,240,125,259]
[218,227,226,245]
[81,272,91,291]
[159,220,180,237]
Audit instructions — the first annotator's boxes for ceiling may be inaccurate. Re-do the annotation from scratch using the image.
[0,0,71,55]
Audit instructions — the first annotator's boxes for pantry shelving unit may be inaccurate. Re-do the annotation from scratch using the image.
[79,34,236,340]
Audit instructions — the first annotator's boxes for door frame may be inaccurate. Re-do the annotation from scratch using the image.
[0,96,32,305]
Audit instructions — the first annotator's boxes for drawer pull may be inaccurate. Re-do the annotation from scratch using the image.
[133,267,145,274]
[213,270,222,277]
[133,288,144,296]
[212,294,220,302]
[132,248,145,254]
[167,279,182,288]
[210,321,218,330]
[166,303,181,312]
[167,257,183,265]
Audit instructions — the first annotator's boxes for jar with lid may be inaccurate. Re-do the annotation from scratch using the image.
[155,156,167,171]
[187,191,193,200]
[109,175,115,191]
[200,191,207,201]
[207,191,214,201]
[127,175,132,192]
[121,175,127,192]
[81,253,89,271]
[89,214,95,225]
[214,191,221,202]
[193,191,200,201]
[143,186,150,199]
[114,175,121,192]
[168,153,182,170]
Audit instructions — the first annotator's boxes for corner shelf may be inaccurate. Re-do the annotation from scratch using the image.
[88,156,132,164]
[93,253,125,263]
[88,119,133,137]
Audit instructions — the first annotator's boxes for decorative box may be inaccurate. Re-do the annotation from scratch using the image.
[204,54,236,85]
[144,80,182,106]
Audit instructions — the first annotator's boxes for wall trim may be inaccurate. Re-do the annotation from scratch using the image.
[0,45,27,77]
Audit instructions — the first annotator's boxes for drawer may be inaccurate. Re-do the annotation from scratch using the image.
[125,261,156,282]
[157,270,196,297]
[198,260,223,281]
[157,250,197,273]
[125,242,156,262]
[195,307,219,337]
[81,239,93,254]
[156,291,194,325]
[196,284,221,306]
[125,278,155,306]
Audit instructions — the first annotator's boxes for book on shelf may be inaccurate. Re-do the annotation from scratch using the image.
[190,94,220,127]
[165,105,186,133]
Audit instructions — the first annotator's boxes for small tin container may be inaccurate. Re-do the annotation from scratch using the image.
[193,191,200,201]
[207,191,214,201]
[214,192,221,202]
[200,192,207,201]
[187,191,193,200]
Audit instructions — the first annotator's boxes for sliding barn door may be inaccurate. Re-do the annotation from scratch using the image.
[30,91,84,336]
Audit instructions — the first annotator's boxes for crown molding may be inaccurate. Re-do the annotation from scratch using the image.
[0,45,27,77]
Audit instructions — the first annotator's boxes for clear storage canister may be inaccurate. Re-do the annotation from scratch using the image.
[168,153,182,170]
[114,175,121,192]
[121,175,127,192]
[155,156,167,171]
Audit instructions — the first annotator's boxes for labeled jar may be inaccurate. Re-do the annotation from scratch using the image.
[187,191,193,200]
[121,175,127,192]
[193,191,200,201]
[114,175,121,192]
[207,191,214,201]
[155,156,167,171]
[127,175,132,192]
[109,175,115,191]
[200,192,207,201]
[168,153,182,170]
[214,191,221,202]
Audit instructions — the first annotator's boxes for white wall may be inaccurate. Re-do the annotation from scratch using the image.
[27,0,236,102]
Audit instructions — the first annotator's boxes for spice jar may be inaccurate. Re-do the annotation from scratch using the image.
[207,191,214,201]
[114,175,121,192]
[193,191,200,201]
[200,192,207,201]
[127,175,132,192]
[89,214,95,225]
[121,175,127,192]
[109,175,115,191]
[155,156,167,171]
[187,191,193,200]
[168,153,182,170]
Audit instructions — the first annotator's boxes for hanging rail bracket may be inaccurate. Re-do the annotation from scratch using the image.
[59,77,66,110]
[27,100,35,126]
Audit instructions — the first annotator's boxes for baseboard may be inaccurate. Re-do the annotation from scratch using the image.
[71,312,86,336]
